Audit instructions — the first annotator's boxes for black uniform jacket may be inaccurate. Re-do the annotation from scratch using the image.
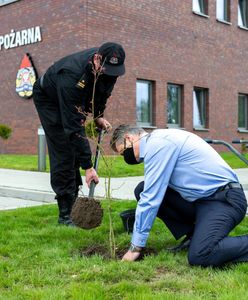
[40,47,117,169]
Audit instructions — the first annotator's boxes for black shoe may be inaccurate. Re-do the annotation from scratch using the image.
[56,194,76,227]
[167,236,191,253]
[58,216,75,227]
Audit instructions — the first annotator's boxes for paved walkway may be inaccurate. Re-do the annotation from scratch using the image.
[0,168,143,210]
[0,196,46,210]
[0,168,247,210]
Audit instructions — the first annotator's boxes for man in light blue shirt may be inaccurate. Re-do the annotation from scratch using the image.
[110,125,248,266]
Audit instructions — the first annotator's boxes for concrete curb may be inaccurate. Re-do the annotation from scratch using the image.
[0,186,55,203]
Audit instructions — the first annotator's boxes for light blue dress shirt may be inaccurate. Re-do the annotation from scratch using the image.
[131,129,239,247]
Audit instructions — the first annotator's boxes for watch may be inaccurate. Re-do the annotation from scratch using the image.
[129,243,143,253]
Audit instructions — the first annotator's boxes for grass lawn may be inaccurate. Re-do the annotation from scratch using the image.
[1,200,248,299]
[0,155,144,177]
[0,152,247,177]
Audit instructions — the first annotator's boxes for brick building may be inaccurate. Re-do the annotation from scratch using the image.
[0,0,248,154]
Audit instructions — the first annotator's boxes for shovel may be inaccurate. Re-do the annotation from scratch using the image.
[71,129,104,229]
[89,129,104,197]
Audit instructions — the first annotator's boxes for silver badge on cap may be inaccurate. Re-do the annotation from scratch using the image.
[109,56,118,64]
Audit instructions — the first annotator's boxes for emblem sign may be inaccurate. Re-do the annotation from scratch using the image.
[15,53,37,99]
[109,56,118,64]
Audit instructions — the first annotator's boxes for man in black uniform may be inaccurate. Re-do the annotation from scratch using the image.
[33,42,125,226]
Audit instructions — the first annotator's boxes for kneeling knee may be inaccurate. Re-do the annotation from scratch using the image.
[188,251,212,267]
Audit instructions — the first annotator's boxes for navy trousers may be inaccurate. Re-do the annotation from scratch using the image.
[135,182,248,267]
[189,188,248,267]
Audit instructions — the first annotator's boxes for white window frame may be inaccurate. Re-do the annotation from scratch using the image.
[167,83,182,128]
[238,0,248,28]
[0,0,19,6]
[192,0,208,16]
[238,94,248,130]
[193,88,208,129]
[216,0,230,22]
[136,80,153,127]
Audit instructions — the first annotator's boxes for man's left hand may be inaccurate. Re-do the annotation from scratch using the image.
[121,250,141,262]
[95,118,112,132]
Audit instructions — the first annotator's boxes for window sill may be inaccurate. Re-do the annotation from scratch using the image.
[238,25,248,31]
[0,0,19,6]
[167,124,185,129]
[193,127,209,132]
[237,128,248,133]
[192,11,209,18]
[216,18,232,25]
[140,125,157,129]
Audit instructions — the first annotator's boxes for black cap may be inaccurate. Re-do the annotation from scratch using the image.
[98,42,125,76]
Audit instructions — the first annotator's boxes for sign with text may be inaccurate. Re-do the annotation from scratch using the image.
[0,26,42,50]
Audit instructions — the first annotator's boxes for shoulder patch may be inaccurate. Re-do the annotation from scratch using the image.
[76,79,85,89]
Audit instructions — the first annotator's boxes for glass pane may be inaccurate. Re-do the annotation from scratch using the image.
[239,0,248,27]
[217,0,224,20]
[167,85,180,125]
[193,0,206,14]
[199,0,206,14]
[193,0,201,12]
[136,81,151,124]
[238,1,243,25]
[193,89,206,128]
[238,95,246,128]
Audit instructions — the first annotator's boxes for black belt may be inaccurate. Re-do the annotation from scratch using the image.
[216,182,243,193]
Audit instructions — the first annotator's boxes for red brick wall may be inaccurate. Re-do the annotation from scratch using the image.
[0,0,247,154]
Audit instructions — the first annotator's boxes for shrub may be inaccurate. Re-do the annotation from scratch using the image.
[0,124,12,140]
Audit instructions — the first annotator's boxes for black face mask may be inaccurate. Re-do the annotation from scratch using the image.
[123,146,141,165]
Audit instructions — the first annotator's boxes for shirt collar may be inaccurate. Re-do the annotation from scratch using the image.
[139,134,149,160]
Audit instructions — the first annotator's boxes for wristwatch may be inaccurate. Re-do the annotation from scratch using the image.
[129,243,143,253]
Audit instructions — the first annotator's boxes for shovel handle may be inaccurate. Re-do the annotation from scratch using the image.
[88,129,104,198]
[89,181,96,198]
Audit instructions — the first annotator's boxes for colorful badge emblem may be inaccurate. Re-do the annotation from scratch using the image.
[109,56,118,64]
[16,53,37,99]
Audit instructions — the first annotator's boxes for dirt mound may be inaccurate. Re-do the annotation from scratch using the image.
[78,245,157,260]
[71,197,103,229]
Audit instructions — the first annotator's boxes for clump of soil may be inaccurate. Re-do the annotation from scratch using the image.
[78,244,157,260]
[71,197,103,229]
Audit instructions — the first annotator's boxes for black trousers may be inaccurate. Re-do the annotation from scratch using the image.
[135,182,248,267]
[33,80,82,197]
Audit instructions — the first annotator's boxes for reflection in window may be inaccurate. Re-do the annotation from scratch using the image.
[193,88,208,128]
[193,0,208,15]
[136,80,152,126]
[216,0,230,22]
[238,0,248,28]
[238,94,248,129]
[167,84,182,127]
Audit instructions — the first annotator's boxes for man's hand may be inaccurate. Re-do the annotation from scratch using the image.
[85,167,99,188]
[95,118,112,132]
[121,250,141,262]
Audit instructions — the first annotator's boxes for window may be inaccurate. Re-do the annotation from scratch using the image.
[167,84,182,127]
[0,0,19,6]
[238,0,248,28]
[238,94,248,129]
[136,80,152,126]
[193,0,208,15]
[193,87,208,129]
[216,0,230,22]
